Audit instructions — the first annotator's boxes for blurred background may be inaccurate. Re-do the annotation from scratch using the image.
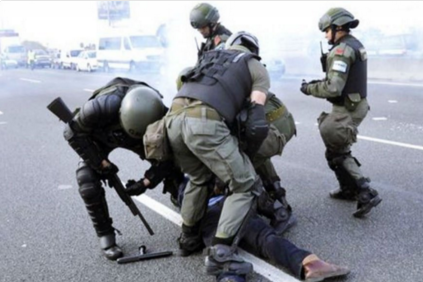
[1,1,422,82]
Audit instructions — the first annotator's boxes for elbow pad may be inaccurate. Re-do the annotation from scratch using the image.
[244,103,269,157]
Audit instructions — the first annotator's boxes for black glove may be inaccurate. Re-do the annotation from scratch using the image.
[98,162,118,177]
[125,179,148,196]
[300,80,310,95]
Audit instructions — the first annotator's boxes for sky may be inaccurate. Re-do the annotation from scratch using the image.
[1,1,422,48]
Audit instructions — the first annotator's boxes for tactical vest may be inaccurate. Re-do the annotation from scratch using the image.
[327,35,367,105]
[176,49,258,124]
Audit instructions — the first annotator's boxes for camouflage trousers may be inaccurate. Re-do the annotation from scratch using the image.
[317,99,370,180]
[252,96,296,182]
[166,102,257,239]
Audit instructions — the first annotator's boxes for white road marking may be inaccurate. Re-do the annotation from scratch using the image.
[0,111,3,115]
[0,122,7,125]
[388,100,398,103]
[282,76,423,88]
[372,117,387,121]
[135,194,301,282]
[294,121,301,125]
[20,78,41,83]
[368,81,423,88]
[83,89,95,92]
[358,135,423,151]
[58,185,73,190]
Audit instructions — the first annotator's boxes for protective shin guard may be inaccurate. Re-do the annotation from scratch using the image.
[326,152,358,200]
[205,244,253,276]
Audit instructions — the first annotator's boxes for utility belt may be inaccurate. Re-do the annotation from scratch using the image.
[328,93,364,112]
[266,104,287,123]
[170,98,221,121]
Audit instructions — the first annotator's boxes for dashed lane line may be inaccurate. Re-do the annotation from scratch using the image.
[135,194,301,282]
[0,122,7,125]
[83,89,95,92]
[0,111,3,115]
[20,78,41,83]
[359,135,423,151]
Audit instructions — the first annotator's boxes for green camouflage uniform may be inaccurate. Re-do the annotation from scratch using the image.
[307,34,368,181]
[166,47,270,239]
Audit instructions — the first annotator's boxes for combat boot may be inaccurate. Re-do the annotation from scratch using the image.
[329,169,358,201]
[353,178,382,218]
[205,244,253,276]
[178,223,204,257]
[99,233,123,260]
[216,273,246,282]
[265,182,296,235]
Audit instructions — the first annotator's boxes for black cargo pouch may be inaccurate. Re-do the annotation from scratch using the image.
[143,117,172,162]
[344,93,362,112]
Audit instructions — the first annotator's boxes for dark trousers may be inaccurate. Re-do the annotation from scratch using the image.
[201,199,311,279]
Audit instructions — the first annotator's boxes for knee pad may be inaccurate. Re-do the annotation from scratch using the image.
[76,165,103,200]
[319,113,356,150]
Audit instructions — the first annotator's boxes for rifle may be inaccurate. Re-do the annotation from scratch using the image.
[47,97,154,235]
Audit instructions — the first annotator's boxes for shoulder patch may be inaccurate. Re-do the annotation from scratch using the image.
[332,60,348,73]
[214,35,222,47]
[359,48,367,61]
[335,48,344,55]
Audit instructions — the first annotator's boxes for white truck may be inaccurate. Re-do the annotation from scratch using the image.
[58,48,84,70]
[96,29,165,73]
[0,29,26,68]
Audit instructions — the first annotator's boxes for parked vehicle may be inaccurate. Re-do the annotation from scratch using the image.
[31,49,51,68]
[0,29,27,67]
[2,45,27,67]
[0,56,18,69]
[59,49,84,69]
[96,30,165,73]
[75,50,98,72]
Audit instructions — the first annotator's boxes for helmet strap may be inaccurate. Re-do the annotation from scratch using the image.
[208,23,217,38]
[329,25,337,45]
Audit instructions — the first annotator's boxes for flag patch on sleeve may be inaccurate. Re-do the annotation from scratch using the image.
[332,60,348,73]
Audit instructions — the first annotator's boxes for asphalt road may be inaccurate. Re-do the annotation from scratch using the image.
[1,67,422,282]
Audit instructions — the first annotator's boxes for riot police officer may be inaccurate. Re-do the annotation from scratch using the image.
[63,77,183,260]
[300,8,382,218]
[165,31,269,278]
[176,66,297,235]
[190,2,232,58]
